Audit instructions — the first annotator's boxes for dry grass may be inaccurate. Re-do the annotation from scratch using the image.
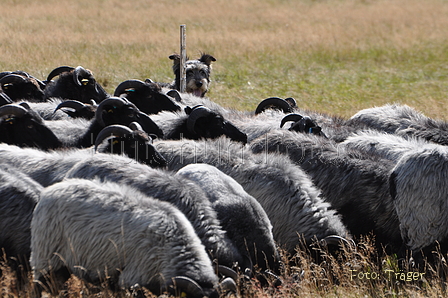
[0,0,448,117]
[2,237,448,298]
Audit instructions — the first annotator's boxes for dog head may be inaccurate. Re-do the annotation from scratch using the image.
[169,53,216,97]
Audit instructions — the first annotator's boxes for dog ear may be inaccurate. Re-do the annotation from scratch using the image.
[199,53,216,66]
[169,54,181,65]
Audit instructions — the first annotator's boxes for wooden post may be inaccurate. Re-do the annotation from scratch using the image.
[180,25,187,93]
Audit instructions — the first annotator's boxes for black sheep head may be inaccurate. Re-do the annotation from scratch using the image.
[0,103,62,150]
[53,99,97,120]
[0,72,45,102]
[95,123,167,168]
[95,97,164,139]
[281,113,327,137]
[113,79,180,115]
[173,105,247,143]
[44,66,109,104]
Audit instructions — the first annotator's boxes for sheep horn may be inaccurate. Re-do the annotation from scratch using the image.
[0,74,29,86]
[0,104,28,118]
[280,113,304,128]
[94,124,134,152]
[90,99,98,107]
[113,79,146,96]
[255,97,294,115]
[19,102,31,110]
[46,66,75,82]
[0,71,13,80]
[218,265,238,281]
[95,97,128,127]
[73,66,90,86]
[54,100,87,114]
[263,270,282,287]
[171,276,204,297]
[0,93,12,105]
[167,89,182,102]
[219,277,237,293]
[129,121,143,132]
[186,106,212,135]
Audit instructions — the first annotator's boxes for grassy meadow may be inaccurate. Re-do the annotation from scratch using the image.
[2,0,448,297]
[1,0,448,117]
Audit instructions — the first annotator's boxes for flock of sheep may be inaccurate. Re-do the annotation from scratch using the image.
[0,64,447,297]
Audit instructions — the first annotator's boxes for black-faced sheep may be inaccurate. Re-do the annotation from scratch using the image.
[152,137,349,254]
[348,103,448,145]
[31,178,220,297]
[43,65,109,104]
[94,123,167,168]
[176,163,281,274]
[0,165,42,269]
[251,130,402,251]
[0,72,45,102]
[341,129,438,162]
[114,79,181,115]
[389,146,448,256]
[64,153,244,270]
[0,103,62,150]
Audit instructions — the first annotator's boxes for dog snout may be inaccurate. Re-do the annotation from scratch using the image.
[195,81,203,88]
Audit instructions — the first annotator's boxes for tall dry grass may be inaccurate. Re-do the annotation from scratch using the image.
[2,236,448,297]
[0,0,448,117]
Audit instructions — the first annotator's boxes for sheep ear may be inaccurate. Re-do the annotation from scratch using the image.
[199,53,216,66]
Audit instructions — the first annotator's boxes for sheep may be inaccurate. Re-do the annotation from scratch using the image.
[43,65,109,104]
[113,79,181,115]
[52,99,97,120]
[0,97,164,151]
[389,146,448,256]
[152,137,350,254]
[162,105,248,144]
[248,97,361,142]
[0,143,93,187]
[94,123,168,168]
[176,163,281,274]
[348,103,448,145]
[341,129,439,162]
[250,130,402,251]
[0,103,62,150]
[0,72,45,102]
[64,153,245,270]
[0,165,42,270]
[31,178,221,297]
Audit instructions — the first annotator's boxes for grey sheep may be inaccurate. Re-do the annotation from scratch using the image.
[64,153,244,269]
[152,137,349,254]
[31,178,220,297]
[176,163,281,274]
[348,103,448,145]
[389,146,448,254]
[251,130,402,251]
[341,129,438,162]
[0,165,42,267]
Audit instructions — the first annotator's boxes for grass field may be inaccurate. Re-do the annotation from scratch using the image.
[1,0,448,297]
[1,0,448,118]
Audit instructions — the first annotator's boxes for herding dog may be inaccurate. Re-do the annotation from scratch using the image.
[168,53,216,97]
